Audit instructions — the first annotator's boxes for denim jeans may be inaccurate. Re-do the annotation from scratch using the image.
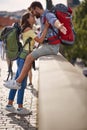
[8,58,27,104]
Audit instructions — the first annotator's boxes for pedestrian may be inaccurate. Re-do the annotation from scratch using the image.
[1,40,6,60]
[27,61,36,88]
[4,1,67,89]
[0,39,4,59]
[0,39,2,58]
[5,11,48,115]
[0,39,13,80]
[5,56,13,81]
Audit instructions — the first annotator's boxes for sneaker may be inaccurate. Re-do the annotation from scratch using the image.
[28,83,33,88]
[16,108,31,115]
[3,79,21,89]
[5,105,16,113]
[3,79,8,82]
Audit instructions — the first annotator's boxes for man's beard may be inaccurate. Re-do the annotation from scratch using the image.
[35,13,40,19]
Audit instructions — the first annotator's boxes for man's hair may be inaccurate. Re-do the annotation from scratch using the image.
[30,1,43,9]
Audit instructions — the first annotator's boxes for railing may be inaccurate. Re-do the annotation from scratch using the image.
[38,53,87,130]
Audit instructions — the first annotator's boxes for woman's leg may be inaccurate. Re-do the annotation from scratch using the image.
[16,58,27,108]
[7,89,17,105]
[5,89,17,113]
[17,77,27,108]
[16,54,34,83]
[16,59,31,114]
[6,59,19,106]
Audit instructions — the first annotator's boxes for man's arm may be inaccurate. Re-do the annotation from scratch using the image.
[46,12,67,35]
[54,20,67,35]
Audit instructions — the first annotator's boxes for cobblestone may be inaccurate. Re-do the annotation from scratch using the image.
[0,58,38,130]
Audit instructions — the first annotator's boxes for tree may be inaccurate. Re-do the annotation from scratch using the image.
[62,0,87,66]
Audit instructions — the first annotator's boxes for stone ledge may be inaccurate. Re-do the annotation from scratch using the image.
[38,54,87,130]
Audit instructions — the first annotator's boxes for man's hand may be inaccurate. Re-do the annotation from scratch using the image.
[54,20,67,35]
[59,23,67,35]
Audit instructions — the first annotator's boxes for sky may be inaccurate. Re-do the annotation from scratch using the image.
[0,0,80,12]
[0,0,83,12]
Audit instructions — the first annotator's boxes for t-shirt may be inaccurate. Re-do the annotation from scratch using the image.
[22,29,36,52]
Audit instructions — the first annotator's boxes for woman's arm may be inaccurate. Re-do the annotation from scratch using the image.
[34,21,49,43]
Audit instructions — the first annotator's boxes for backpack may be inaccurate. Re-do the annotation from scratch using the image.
[1,22,22,60]
[46,3,75,45]
[0,22,32,80]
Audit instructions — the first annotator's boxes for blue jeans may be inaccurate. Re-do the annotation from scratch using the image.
[8,58,27,104]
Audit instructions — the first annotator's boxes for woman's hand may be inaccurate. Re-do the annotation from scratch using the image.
[44,21,49,28]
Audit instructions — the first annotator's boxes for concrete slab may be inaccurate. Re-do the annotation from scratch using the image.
[39,54,87,130]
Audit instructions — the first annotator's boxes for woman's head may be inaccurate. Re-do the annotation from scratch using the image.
[21,11,35,31]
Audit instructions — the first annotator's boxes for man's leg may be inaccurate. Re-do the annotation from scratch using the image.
[4,44,60,89]
[4,54,34,89]
[15,44,59,83]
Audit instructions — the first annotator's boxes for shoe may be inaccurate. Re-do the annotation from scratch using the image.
[3,79,21,89]
[5,105,16,113]
[28,83,33,88]
[16,108,31,115]
[3,79,8,82]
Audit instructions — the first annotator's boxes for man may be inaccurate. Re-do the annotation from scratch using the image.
[4,1,67,89]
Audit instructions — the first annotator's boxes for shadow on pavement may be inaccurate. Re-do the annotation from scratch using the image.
[27,87,38,98]
[6,112,38,130]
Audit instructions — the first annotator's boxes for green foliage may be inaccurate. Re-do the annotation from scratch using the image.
[62,0,87,66]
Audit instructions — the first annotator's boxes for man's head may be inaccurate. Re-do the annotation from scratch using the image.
[29,1,44,19]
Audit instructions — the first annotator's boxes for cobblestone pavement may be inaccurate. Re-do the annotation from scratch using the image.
[0,58,38,130]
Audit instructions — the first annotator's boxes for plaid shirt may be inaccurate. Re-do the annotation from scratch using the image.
[40,10,59,40]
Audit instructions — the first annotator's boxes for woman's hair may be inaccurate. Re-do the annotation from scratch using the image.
[21,12,31,32]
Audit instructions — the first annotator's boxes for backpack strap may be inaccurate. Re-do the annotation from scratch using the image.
[19,37,32,59]
[43,11,61,45]
[23,37,32,51]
